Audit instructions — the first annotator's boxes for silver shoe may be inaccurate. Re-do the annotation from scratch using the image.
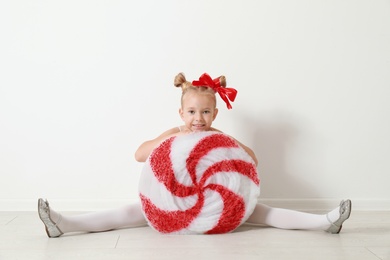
[38,198,64,238]
[326,199,352,234]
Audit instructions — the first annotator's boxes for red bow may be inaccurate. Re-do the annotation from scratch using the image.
[192,73,237,109]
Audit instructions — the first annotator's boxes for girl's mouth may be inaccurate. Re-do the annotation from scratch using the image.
[192,124,205,130]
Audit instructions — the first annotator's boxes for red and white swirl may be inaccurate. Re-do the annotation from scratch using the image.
[139,131,260,234]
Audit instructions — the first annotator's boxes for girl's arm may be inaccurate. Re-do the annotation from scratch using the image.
[134,127,180,162]
[135,127,258,166]
[234,139,258,166]
[211,127,258,166]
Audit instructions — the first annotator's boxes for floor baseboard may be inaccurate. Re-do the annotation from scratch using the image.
[258,198,390,211]
[1,198,389,211]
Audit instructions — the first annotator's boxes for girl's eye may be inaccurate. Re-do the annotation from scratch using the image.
[203,111,210,114]
[188,110,195,114]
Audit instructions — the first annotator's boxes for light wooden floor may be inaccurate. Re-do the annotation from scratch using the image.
[0,211,389,260]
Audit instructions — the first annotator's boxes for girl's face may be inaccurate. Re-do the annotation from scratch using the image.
[179,91,218,132]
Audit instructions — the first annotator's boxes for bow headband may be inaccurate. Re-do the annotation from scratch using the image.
[191,73,237,109]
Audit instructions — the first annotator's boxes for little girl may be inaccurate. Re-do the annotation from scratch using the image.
[38,72,351,237]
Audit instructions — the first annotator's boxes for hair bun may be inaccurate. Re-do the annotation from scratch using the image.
[174,73,186,87]
[174,72,191,90]
[219,75,226,88]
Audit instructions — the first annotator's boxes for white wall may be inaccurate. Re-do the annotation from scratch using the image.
[1,0,389,211]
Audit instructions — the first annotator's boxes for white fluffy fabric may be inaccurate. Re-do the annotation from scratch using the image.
[139,131,260,234]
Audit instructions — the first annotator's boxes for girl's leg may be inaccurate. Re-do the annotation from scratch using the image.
[246,200,351,232]
[53,203,147,233]
[38,199,147,237]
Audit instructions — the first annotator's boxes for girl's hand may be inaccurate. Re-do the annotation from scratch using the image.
[176,126,193,135]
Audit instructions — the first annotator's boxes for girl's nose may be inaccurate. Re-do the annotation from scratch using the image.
[195,113,203,120]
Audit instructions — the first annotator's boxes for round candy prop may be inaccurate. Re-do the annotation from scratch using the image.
[139,131,260,234]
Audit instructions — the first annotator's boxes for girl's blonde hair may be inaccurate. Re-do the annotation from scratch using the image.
[174,72,226,107]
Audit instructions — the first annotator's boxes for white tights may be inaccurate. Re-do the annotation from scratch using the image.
[50,203,147,233]
[246,203,339,230]
[49,202,339,234]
